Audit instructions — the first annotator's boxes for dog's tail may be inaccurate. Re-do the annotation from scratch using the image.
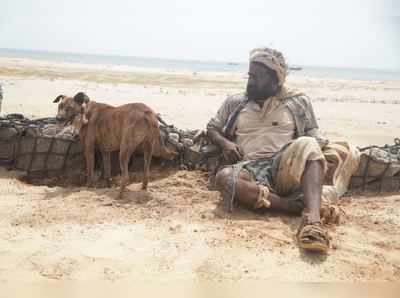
[144,111,177,160]
[143,111,160,146]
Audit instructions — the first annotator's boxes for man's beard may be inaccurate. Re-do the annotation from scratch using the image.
[246,85,279,102]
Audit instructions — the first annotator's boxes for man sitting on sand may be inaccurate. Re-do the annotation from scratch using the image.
[207,47,340,254]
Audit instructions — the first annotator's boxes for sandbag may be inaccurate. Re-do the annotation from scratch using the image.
[0,117,24,164]
[0,124,19,164]
[349,139,400,193]
[0,114,84,177]
[14,135,84,175]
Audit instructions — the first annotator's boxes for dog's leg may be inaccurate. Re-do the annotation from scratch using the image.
[119,145,136,199]
[119,127,149,199]
[84,143,95,187]
[142,140,154,190]
[102,151,112,187]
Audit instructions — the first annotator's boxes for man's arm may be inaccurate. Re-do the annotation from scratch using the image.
[206,95,244,163]
[304,102,329,148]
[306,128,329,148]
[207,128,229,149]
[296,95,329,148]
[208,128,243,163]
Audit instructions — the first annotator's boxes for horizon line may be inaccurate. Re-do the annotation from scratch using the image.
[0,47,399,73]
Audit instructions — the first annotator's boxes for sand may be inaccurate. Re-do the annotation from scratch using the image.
[0,57,400,284]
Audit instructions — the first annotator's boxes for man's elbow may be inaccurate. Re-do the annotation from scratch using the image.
[206,127,223,145]
[305,128,329,148]
[206,128,218,142]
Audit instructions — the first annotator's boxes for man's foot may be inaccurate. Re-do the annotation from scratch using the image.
[320,198,343,225]
[297,215,330,253]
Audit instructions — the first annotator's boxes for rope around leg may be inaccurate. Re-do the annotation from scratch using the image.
[253,185,271,209]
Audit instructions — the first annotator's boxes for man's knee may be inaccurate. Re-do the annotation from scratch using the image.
[290,136,324,158]
[306,159,324,169]
[276,137,326,195]
[293,136,320,149]
[215,167,233,190]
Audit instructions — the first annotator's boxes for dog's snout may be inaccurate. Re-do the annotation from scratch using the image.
[56,116,65,122]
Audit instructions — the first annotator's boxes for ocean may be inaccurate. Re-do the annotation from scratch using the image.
[1,48,400,81]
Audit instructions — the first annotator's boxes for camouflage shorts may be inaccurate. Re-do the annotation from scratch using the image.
[223,150,283,211]
[241,153,282,193]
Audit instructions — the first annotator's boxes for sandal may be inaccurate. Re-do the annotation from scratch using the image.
[297,215,330,253]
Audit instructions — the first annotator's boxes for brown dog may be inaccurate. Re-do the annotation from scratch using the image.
[54,92,171,198]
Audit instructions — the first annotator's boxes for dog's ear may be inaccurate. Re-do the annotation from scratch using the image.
[53,95,66,103]
[74,92,90,105]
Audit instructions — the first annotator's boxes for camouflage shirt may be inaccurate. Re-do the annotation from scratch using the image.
[207,93,328,147]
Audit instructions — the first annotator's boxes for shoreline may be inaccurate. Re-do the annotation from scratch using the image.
[2,56,400,83]
[0,56,245,80]
[1,56,400,146]
[2,47,400,81]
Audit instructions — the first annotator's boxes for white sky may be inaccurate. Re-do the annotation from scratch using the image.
[1,0,399,69]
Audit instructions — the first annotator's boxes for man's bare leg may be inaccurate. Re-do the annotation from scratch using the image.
[216,162,329,252]
[297,159,330,253]
[215,167,302,213]
[300,160,323,222]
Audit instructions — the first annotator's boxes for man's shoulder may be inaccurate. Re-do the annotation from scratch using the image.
[224,93,247,105]
[216,93,247,114]
[284,93,310,103]
[208,93,246,130]
[284,93,313,110]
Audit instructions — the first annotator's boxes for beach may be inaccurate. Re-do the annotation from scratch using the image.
[2,57,399,146]
[1,56,400,282]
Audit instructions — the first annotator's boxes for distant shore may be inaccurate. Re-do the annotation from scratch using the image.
[1,48,400,81]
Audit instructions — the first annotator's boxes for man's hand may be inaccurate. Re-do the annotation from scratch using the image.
[207,128,243,163]
[222,140,243,163]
